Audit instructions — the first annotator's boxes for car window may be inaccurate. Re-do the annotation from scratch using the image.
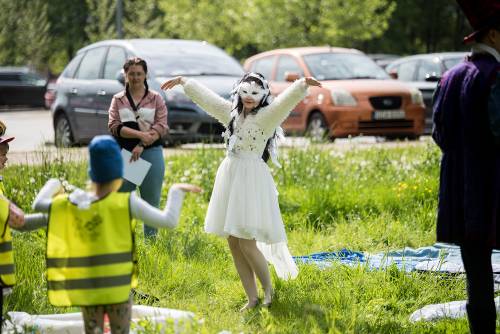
[61,53,84,79]
[443,57,464,70]
[253,56,275,80]
[303,53,389,80]
[275,56,303,82]
[416,60,441,81]
[103,47,127,80]
[21,73,46,86]
[396,61,418,81]
[75,47,107,80]
[0,73,22,81]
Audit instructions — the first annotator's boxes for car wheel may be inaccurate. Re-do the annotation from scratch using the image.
[54,114,74,147]
[306,112,328,142]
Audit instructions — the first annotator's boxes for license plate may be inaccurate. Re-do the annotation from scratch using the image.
[373,110,405,120]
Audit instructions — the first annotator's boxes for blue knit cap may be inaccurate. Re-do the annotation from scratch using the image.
[88,135,123,183]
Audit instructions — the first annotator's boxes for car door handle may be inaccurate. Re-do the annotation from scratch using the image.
[97,90,106,96]
[70,88,78,94]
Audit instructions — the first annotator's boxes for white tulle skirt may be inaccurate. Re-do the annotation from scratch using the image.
[204,152,298,279]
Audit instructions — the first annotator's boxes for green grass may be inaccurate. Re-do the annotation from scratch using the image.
[1,143,491,333]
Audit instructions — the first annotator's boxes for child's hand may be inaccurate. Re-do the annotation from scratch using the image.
[305,77,321,87]
[161,77,184,90]
[174,183,202,193]
[8,202,24,229]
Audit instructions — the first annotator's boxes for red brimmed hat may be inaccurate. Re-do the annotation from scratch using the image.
[0,120,14,144]
[457,0,500,44]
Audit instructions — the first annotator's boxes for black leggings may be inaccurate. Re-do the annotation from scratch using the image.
[460,244,496,334]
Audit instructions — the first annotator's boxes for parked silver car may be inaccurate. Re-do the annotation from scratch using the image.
[385,52,468,133]
[51,39,244,147]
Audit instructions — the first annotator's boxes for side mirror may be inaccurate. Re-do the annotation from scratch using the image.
[388,70,398,80]
[116,70,125,86]
[285,71,300,82]
[425,74,440,82]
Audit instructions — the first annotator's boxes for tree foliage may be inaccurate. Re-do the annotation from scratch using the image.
[0,0,470,74]
[85,0,118,43]
[0,0,50,71]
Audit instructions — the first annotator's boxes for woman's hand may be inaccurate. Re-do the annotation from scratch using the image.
[130,145,144,162]
[161,76,184,90]
[304,77,321,87]
[173,183,203,193]
[140,132,155,146]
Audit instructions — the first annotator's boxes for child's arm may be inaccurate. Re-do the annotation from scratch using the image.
[15,213,48,231]
[130,184,201,228]
[0,197,26,229]
[32,178,63,212]
[255,79,309,132]
[256,77,320,132]
[162,77,233,126]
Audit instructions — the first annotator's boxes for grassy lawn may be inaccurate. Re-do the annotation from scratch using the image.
[2,143,482,333]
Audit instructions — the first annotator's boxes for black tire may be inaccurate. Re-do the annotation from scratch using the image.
[54,113,74,147]
[306,112,329,142]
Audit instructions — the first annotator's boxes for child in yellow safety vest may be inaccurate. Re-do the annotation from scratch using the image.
[0,121,25,327]
[27,135,201,334]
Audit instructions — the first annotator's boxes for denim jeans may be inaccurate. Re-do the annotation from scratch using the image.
[119,145,165,238]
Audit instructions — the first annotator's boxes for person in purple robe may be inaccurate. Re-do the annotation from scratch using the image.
[432,1,500,332]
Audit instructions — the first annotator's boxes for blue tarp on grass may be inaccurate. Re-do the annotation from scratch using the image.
[294,243,500,273]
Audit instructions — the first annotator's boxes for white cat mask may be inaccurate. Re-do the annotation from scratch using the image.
[238,81,267,103]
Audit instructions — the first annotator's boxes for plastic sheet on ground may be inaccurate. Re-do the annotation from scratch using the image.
[295,243,500,272]
[3,305,194,334]
[294,243,500,290]
[409,296,500,322]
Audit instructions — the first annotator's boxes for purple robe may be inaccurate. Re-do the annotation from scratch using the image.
[432,52,500,248]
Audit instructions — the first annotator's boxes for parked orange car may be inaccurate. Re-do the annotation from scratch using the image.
[244,47,426,140]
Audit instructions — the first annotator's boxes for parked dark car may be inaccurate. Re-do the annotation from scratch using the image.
[385,52,468,133]
[0,67,47,107]
[51,39,244,147]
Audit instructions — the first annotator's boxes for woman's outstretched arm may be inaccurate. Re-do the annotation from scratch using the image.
[162,77,233,126]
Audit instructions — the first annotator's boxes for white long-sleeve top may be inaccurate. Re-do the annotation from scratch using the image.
[28,179,186,229]
[182,78,308,156]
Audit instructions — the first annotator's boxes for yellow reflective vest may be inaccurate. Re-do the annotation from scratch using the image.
[47,191,137,306]
[0,180,15,287]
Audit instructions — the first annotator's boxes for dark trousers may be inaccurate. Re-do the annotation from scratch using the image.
[460,244,496,334]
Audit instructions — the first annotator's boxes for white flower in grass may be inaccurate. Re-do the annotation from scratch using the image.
[180,176,188,182]
[29,177,36,184]
[184,170,191,176]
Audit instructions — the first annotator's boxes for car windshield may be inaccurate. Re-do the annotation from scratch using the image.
[443,57,464,70]
[303,53,390,80]
[145,54,244,77]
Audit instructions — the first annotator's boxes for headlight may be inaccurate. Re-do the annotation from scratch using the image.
[409,88,424,106]
[164,86,192,104]
[330,89,357,106]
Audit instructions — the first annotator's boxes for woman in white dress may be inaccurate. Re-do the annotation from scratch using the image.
[162,73,321,310]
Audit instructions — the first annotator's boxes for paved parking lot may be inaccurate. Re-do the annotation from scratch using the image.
[0,108,53,151]
[0,108,432,165]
